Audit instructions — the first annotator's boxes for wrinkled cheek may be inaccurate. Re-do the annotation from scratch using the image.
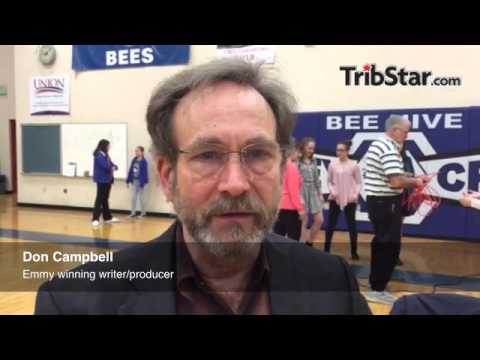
[264,173,283,206]
[175,184,212,217]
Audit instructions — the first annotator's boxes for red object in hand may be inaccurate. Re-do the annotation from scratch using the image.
[402,173,442,217]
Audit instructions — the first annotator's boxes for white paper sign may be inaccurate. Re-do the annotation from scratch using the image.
[30,75,70,115]
[65,163,77,177]
[216,45,276,64]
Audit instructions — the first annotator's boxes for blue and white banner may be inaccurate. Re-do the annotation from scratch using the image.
[294,107,480,241]
[72,45,190,71]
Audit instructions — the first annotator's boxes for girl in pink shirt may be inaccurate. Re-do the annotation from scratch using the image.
[273,144,306,241]
[325,140,362,260]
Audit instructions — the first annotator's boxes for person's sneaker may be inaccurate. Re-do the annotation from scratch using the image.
[364,290,397,305]
[128,213,136,218]
[351,253,360,261]
[92,220,100,227]
[364,291,382,304]
[137,213,146,219]
[365,290,397,305]
[379,291,398,304]
[105,217,120,223]
[396,258,404,266]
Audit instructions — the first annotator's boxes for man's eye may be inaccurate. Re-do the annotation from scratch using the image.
[245,149,273,160]
[194,151,223,161]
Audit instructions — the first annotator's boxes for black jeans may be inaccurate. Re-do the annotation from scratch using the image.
[366,195,402,292]
[273,209,302,241]
[92,183,113,221]
[325,201,358,256]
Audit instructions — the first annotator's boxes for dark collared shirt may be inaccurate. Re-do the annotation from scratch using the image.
[175,225,271,315]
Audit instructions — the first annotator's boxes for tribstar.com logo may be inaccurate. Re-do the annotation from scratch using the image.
[339,64,462,87]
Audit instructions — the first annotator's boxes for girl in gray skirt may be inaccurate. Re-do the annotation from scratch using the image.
[298,137,324,246]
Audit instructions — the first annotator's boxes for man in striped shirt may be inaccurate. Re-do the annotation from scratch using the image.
[363,115,428,305]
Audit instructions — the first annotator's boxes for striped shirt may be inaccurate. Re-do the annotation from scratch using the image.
[363,136,404,196]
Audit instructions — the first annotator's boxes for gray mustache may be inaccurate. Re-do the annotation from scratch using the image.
[204,196,265,219]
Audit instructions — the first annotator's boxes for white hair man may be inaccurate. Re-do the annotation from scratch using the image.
[362,114,429,305]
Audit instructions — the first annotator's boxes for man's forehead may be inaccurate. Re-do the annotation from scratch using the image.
[173,82,277,146]
[393,119,411,130]
[178,82,270,115]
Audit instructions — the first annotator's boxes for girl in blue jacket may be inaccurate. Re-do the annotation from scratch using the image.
[92,139,119,226]
[127,146,149,218]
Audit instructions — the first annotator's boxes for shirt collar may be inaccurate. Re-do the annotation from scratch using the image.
[383,134,401,151]
[175,223,270,289]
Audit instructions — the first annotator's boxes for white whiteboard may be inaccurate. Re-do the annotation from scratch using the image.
[61,124,128,179]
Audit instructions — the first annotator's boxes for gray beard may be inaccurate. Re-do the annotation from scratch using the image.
[191,224,264,259]
[171,176,281,260]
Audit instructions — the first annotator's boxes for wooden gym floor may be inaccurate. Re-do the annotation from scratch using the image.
[1,194,479,315]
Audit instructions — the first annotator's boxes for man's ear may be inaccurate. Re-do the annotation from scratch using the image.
[157,157,174,202]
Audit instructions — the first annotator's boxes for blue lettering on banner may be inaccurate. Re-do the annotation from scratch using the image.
[294,106,480,241]
[470,161,480,192]
[72,45,190,71]
[437,163,465,192]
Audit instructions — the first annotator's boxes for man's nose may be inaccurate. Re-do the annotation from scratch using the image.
[217,154,251,197]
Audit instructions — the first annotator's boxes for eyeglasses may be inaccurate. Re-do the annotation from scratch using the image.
[177,142,284,178]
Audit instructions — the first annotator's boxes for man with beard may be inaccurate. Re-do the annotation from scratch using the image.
[35,59,371,315]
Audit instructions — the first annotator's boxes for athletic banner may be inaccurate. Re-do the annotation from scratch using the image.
[72,45,190,71]
[294,107,480,241]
